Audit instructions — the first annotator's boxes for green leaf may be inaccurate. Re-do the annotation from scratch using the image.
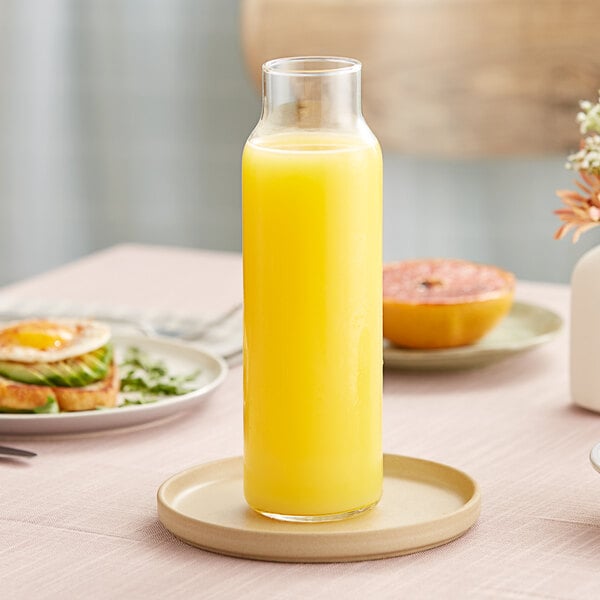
[34,397,59,413]
[118,346,201,404]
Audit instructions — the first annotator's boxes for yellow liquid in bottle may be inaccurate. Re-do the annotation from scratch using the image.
[242,132,383,519]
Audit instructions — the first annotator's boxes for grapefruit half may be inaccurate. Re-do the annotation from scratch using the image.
[383,259,515,349]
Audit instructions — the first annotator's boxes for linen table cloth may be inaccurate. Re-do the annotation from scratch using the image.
[1,244,599,600]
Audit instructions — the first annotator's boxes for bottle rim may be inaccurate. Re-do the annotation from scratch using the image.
[262,56,361,77]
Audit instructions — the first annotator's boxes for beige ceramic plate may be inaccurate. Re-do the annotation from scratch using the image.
[157,454,481,563]
[383,301,563,371]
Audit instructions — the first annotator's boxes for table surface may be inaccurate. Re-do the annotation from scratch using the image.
[1,244,599,600]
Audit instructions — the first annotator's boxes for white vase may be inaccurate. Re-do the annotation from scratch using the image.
[571,244,600,411]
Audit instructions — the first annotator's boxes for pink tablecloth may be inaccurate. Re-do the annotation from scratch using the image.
[1,244,599,599]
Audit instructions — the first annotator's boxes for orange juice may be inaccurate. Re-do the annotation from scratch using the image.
[242,132,383,519]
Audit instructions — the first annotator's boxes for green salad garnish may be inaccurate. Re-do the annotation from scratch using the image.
[119,346,201,405]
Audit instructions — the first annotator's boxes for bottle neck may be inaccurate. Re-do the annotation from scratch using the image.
[258,57,363,133]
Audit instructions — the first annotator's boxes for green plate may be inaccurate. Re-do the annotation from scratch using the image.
[383,301,563,371]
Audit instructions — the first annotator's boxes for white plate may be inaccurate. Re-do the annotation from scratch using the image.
[383,301,563,370]
[0,335,227,435]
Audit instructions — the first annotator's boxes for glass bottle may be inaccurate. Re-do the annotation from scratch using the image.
[242,57,383,521]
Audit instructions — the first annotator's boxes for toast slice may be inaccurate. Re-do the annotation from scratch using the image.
[53,363,119,411]
[0,376,58,411]
[0,362,119,412]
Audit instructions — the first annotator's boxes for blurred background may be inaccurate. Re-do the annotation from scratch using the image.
[0,0,598,286]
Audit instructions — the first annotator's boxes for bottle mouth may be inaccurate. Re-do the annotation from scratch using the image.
[263,56,361,77]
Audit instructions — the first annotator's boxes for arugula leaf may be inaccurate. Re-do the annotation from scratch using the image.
[120,397,159,407]
[35,397,60,413]
[119,346,201,404]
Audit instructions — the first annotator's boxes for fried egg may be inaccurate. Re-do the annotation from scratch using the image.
[0,318,111,363]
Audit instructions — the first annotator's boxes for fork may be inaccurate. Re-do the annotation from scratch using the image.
[137,302,243,341]
[0,302,243,343]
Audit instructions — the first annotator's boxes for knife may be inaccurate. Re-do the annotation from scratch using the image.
[0,445,37,458]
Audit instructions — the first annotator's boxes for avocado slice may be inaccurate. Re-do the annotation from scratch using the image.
[0,345,113,388]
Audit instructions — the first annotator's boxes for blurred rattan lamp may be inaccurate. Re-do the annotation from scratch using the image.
[241,0,600,157]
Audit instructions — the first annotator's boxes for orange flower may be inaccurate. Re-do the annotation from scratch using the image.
[554,171,600,242]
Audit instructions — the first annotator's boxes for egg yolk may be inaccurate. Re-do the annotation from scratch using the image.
[0,321,75,351]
